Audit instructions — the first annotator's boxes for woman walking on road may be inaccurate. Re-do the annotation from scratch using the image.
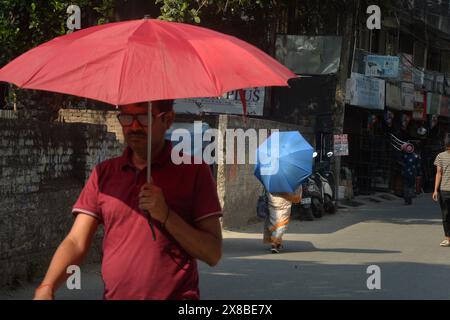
[263,188,302,253]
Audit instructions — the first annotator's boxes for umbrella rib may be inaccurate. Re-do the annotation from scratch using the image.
[116,48,130,105]
[152,23,220,96]
[114,21,149,104]
[182,42,220,95]
[17,27,108,87]
[18,45,65,87]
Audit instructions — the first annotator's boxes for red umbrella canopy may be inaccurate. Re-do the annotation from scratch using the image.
[0,18,295,105]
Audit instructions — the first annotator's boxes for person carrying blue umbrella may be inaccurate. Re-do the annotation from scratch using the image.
[255,131,313,253]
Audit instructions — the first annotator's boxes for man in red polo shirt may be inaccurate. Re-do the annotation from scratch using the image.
[34,100,223,300]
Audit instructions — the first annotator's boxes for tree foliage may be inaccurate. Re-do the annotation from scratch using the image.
[0,0,118,67]
[155,0,273,24]
[0,0,121,111]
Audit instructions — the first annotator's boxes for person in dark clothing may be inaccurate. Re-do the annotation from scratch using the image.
[400,143,421,205]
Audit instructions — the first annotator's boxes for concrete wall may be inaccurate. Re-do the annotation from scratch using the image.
[0,117,122,287]
[216,115,315,229]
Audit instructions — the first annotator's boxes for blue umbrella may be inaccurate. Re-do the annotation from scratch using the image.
[254,131,314,193]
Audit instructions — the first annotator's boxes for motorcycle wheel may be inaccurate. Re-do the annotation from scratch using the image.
[312,198,324,218]
[324,195,336,214]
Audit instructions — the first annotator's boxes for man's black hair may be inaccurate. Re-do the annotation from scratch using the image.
[153,99,174,112]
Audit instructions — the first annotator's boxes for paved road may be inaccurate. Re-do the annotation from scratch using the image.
[1,193,449,300]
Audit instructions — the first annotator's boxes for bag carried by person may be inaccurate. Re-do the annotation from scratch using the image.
[256,189,270,219]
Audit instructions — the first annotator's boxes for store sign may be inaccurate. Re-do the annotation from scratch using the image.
[333,134,349,156]
[401,82,414,111]
[365,55,400,78]
[427,93,441,115]
[386,82,402,109]
[413,91,426,120]
[346,73,385,110]
[174,87,265,116]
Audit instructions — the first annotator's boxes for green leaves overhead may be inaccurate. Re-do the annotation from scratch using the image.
[0,0,117,67]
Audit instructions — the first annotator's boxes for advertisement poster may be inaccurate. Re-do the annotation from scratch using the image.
[333,134,349,156]
[346,73,385,110]
[365,55,400,78]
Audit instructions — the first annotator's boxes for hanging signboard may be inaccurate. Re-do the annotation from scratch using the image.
[174,87,265,115]
[386,82,402,110]
[365,55,400,78]
[413,91,426,120]
[427,93,441,115]
[345,73,385,110]
[333,134,349,156]
[401,82,415,111]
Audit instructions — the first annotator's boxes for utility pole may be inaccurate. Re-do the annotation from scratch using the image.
[332,0,358,202]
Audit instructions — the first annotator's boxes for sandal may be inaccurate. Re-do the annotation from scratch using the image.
[440,239,450,247]
[270,244,282,254]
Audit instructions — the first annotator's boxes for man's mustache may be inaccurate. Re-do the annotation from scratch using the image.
[127,131,147,138]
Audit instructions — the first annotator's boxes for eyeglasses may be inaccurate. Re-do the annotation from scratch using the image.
[117,112,166,127]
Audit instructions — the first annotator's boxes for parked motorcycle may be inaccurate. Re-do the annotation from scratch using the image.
[294,151,337,220]
[309,174,325,218]
[320,152,337,214]
[292,152,322,220]
[295,178,317,221]
[312,151,337,215]
[308,152,325,218]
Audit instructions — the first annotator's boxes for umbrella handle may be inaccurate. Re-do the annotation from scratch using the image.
[147,102,156,240]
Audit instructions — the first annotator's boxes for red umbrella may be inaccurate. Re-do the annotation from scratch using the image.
[0,18,296,239]
[0,18,294,105]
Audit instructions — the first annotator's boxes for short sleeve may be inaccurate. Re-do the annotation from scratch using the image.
[192,164,222,222]
[434,154,441,168]
[72,166,102,222]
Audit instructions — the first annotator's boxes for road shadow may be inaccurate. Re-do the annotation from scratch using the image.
[226,194,442,235]
[199,259,450,299]
[222,238,401,257]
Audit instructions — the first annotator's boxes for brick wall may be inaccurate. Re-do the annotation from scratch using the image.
[0,118,122,287]
[58,108,124,143]
[216,115,315,229]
